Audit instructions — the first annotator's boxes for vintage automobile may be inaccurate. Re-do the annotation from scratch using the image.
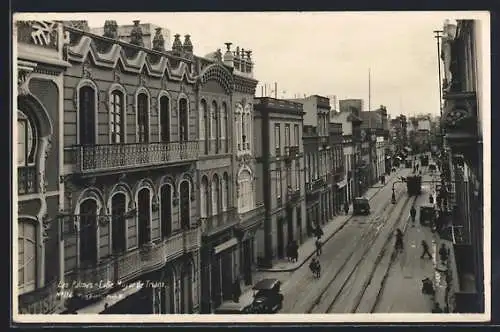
[250,278,284,314]
[419,204,436,226]
[214,302,253,314]
[353,197,370,215]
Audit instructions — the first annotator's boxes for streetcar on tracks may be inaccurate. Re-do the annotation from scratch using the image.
[406,175,422,196]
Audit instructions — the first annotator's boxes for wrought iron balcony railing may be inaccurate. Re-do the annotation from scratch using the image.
[287,189,301,204]
[68,141,199,174]
[284,145,299,162]
[66,227,201,298]
[200,208,237,235]
[239,203,265,223]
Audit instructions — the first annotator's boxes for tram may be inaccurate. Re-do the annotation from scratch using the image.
[406,175,422,196]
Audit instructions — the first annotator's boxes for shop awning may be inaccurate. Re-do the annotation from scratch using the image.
[214,237,239,255]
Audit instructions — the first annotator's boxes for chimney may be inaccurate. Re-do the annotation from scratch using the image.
[223,42,234,67]
[130,20,144,47]
[183,34,193,53]
[103,20,118,39]
[152,27,165,52]
[172,33,183,55]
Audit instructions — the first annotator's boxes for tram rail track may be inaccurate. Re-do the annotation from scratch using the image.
[305,186,409,314]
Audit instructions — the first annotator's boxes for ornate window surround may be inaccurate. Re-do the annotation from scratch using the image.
[157,90,172,143]
[135,86,151,143]
[76,79,99,145]
[177,93,190,142]
[107,83,127,144]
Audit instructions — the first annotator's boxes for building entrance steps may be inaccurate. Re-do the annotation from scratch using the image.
[256,167,407,274]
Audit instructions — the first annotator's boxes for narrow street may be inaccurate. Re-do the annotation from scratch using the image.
[269,168,439,314]
[262,167,412,313]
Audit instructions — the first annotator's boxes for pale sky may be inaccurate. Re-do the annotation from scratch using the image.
[18,11,489,117]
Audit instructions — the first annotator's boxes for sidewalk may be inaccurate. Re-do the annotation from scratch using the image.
[372,170,446,313]
[216,169,408,312]
[257,169,404,273]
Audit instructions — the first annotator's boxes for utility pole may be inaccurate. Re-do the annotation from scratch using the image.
[433,30,444,150]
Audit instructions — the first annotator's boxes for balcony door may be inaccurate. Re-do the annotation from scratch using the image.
[111,193,126,254]
[138,188,151,247]
[160,96,171,143]
[179,98,189,142]
[160,185,172,238]
[180,181,190,230]
[79,199,98,267]
[79,86,96,145]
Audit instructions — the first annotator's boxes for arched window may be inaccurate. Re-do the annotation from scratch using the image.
[160,185,172,238]
[79,199,98,267]
[18,218,37,294]
[179,98,189,142]
[211,174,219,216]
[138,188,151,246]
[160,95,170,142]
[235,112,241,151]
[137,93,149,143]
[222,173,229,211]
[17,110,37,195]
[110,90,125,143]
[222,103,228,153]
[111,193,126,254]
[238,169,253,213]
[79,85,96,145]
[200,176,209,218]
[199,100,206,141]
[211,101,217,140]
[295,160,301,190]
[241,113,246,148]
[179,180,191,230]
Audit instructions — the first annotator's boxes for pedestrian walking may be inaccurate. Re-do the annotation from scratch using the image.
[344,202,349,215]
[315,238,322,256]
[286,241,293,262]
[421,240,433,259]
[309,258,320,279]
[429,194,434,204]
[439,243,449,263]
[410,205,417,226]
[315,225,324,240]
[291,240,299,263]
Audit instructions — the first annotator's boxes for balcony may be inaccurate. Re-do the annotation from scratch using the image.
[200,208,237,236]
[284,145,299,162]
[18,165,37,195]
[66,227,201,298]
[442,91,478,166]
[312,178,325,191]
[18,278,60,314]
[237,203,265,231]
[286,189,301,205]
[68,141,199,174]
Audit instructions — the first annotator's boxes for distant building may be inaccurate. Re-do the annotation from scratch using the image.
[339,99,364,117]
[253,97,306,264]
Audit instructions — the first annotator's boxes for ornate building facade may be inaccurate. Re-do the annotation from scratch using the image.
[253,97,306,266]
[59,21,201,314]
[16,20,71,314]
[440,19,484,313]
[197,45,264,313]
[328,123,346,215]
